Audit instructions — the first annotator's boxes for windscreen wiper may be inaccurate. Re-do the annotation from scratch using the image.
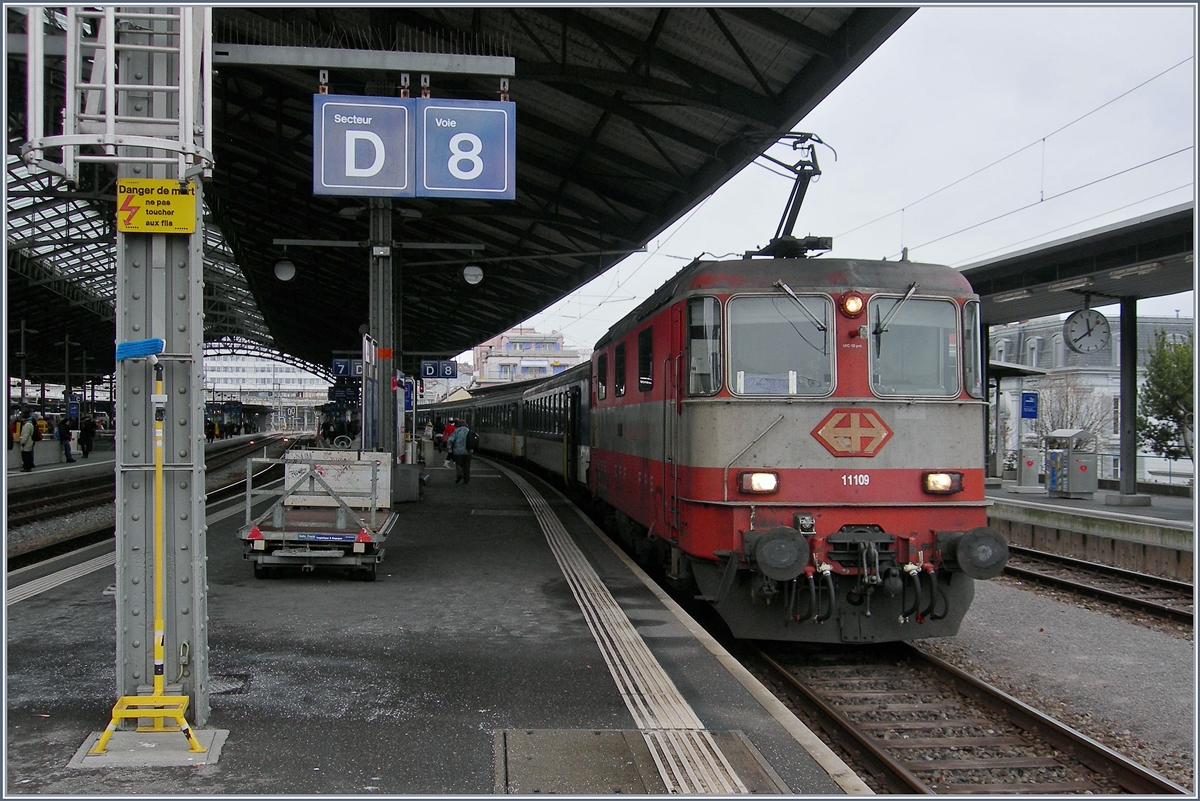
[773,280,827,331]
[873,282,919,355]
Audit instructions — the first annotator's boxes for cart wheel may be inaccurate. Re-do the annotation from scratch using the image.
[253,562,272,579]
[360,563,377,582]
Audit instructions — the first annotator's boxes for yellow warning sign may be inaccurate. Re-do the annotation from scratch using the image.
[116,178,197,233]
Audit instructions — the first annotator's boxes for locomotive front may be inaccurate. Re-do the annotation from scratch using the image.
[668,258,1008,643]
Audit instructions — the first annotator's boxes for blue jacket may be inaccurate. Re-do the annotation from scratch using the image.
[447,426,471,456]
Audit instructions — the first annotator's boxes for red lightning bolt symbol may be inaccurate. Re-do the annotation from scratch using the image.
[119,194,141,227]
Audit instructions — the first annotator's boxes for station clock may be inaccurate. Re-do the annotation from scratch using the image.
[1063,308,1111,354]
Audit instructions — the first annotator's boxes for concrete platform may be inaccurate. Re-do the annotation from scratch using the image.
[68,729,228,769]
[5,456,861,794]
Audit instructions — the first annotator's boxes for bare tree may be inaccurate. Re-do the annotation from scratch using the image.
[1029,371,1110,447]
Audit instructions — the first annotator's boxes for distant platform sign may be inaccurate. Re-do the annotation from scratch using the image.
[420,360,457,379]
[313,95,514,200]
[116,179,197,233]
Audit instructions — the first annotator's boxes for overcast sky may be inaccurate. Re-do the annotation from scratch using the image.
[513,5,1196,356]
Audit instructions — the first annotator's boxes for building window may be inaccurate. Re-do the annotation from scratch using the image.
[637,327,653,391]
[614,343,626,397]
[1112,396,1120,435]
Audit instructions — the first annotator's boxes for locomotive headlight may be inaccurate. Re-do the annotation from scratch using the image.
[738,471,779,494]
[840,291,865,317]
[923,471,964,494]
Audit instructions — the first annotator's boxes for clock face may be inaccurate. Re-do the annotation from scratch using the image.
[1064,309,1111,354]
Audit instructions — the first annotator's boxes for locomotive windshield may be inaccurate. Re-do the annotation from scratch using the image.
[869,296,960,397]
[729,294,832,395]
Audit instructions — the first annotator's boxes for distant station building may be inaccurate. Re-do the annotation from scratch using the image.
[990,314,1193,484]
[203,354,331,432]
[472,328,591,387]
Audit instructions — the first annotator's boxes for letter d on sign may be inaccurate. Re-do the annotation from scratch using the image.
[345,131,385,177]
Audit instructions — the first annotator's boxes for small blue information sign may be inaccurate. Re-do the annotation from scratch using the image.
[420,360,438,378]
[439,360,457,379]
[332,358,350,377]
[1021,391,1039,419]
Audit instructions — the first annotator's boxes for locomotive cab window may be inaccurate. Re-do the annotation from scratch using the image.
[869,296,959,397]
[614,343,627,397]
[637,328,653,391]
[963,300,984,398]
[597,353,607,401]
[688,297,721,395]
[729,294,832,395]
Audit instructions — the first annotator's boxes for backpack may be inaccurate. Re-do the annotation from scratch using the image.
[32,425,42,442]
[465,428,479,453]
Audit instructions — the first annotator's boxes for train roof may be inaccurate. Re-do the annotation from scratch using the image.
[596,256,974,349]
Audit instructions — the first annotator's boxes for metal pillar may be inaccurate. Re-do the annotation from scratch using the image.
[1118,297,1140,496]
[21,7,217,728]
[369,198,396,456]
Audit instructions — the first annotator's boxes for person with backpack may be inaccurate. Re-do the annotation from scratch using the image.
[445,418,475,485]
[18,412,38,472]
[56,417,77,463]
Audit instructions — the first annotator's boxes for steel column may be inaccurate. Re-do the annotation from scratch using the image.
[369,198,395,455]
[112,9,210,726]
[1118,297,1139,495]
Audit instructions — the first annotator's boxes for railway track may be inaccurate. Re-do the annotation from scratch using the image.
[750,642,1187,795]
[6,435,292,529]
[1004,545,1193,625]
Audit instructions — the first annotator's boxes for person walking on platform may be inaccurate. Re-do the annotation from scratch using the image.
[433,416,446,451]
[18,412,37,472]
[56,417,76,462]
[440,418,457,468]
[78,415,96,458]
[446,418,474,484]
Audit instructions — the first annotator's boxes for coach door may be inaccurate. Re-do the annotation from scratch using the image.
[662,304,683,531]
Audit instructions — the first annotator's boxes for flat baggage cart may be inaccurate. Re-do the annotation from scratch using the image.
[237,450,396,580]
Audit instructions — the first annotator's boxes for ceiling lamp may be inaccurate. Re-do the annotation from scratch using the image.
[463,265,484,285]
[273,251,297,282]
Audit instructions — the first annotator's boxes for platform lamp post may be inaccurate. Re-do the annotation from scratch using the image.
[8,320,39,415]
[55,333,81,416]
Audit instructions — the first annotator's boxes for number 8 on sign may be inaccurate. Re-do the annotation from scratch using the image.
[448,133,484,180]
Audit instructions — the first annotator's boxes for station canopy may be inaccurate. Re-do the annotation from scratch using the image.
[6,6,914,383]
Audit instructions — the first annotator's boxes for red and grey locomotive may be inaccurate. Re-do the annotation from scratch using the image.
[434,135,1008,643]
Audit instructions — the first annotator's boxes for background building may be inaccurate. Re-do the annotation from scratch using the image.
[990,314,1193,484]
[204,354,330,431]
[472,328,591,386]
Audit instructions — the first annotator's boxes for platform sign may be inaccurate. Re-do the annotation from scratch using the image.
[417,99,516,199]
[1021,391,1039,419]
[420,360,438,378]
[351,359,364,377]
[313,95,414,197]
[68,401,79,420]
[404,378,415,412]
[116,178,197,233]
[332,358,350,377]
[439,360,457,379]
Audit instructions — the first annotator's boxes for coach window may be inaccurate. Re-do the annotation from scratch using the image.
[597,353,608,401]
[637,328,654,391]
[729,294,832,395]
[687,297,722,395]
[962,301,984,398]
[869,296,959,397]
[614,343,627,397]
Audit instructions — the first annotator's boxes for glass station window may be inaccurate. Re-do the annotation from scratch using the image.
[728,294,832,395]
[869,296,959,397]
[687,297,721,395]
[963,300,983,398]
[614,343,627,397]
[597,353,607,401]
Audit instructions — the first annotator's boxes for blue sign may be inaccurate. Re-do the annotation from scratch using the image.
[439,360,457,379]
[68,402,79,420]
[404,378,415,412]
[332,358,350,376]
[351,359,364,377]
[313,95,414,196]
[417,100,516,199]
[420,360,438,378]
[1021,391,1039,419]
[313,95,515,200]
